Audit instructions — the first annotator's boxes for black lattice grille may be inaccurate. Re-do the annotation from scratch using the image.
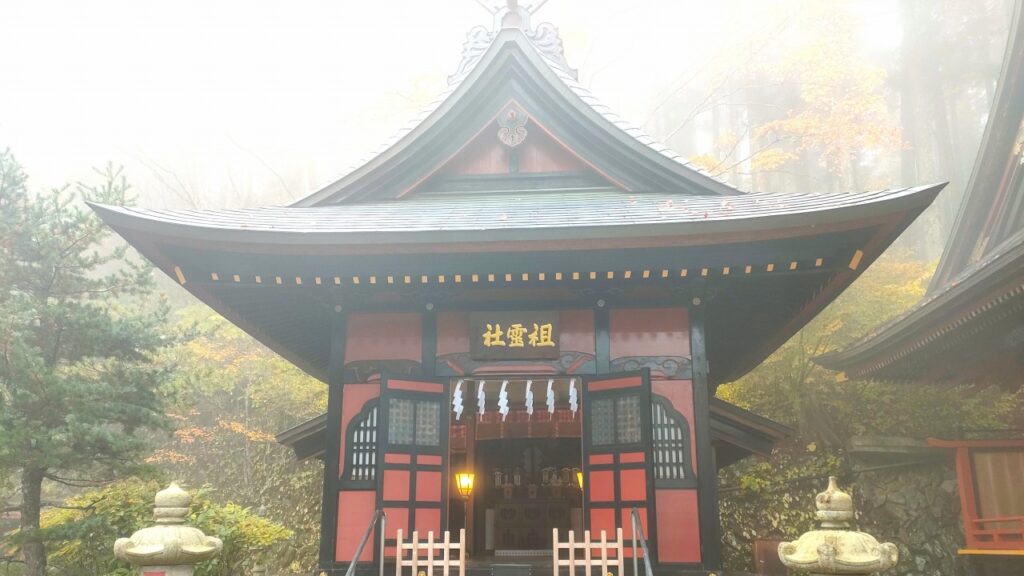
[652,400,694,485]
[346,404,378,484]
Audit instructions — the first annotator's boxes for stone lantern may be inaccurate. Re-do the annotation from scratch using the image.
[114,483,223,576]
[778,476,898,575]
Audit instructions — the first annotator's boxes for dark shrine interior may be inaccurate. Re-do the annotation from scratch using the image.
[450,415,584,558]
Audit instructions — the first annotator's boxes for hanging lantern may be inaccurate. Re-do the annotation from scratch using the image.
[455,472,475,500]
[576,469,584,490]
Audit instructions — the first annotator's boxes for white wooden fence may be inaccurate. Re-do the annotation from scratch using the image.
[394,529,466,576]
[552,528,625,576]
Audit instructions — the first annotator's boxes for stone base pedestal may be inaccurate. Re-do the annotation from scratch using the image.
[137,566,194,576]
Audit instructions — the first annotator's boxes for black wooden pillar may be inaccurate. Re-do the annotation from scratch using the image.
[689,294,722,569]
[319,310,347,568]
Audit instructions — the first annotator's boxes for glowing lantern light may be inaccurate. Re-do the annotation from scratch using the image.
[455,472,475,500]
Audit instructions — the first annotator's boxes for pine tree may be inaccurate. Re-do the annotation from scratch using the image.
[0,150,172,576]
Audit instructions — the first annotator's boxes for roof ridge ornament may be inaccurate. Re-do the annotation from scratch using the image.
[450,0,576,85]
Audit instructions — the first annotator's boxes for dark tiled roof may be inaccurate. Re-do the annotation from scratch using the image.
[93,186,937,244]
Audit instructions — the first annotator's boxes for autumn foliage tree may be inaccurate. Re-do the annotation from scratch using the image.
[41,479,292,576]
[0,150,173,576]
[716,253,1021,572]
[150,308,326,574]
[682,3,903,193]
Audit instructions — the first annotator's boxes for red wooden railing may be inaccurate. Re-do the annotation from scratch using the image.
[970,516,1024,549]
[928,438,1024,553]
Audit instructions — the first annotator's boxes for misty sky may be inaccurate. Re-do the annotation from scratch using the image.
[1,1,901,207]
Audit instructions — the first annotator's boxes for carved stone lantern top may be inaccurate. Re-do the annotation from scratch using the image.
[778,477,898,575]
[114,483,223,568]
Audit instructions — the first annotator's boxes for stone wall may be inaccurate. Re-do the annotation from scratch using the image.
[853,461,963,576]
[719,451,970,576]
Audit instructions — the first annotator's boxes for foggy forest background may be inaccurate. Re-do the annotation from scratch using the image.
[1,1,1022,575]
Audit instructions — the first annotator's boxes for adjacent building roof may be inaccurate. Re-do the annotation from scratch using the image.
[815,1,1024,385]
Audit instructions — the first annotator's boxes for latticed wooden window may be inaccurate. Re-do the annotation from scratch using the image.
[388,398,416,445]
[342,401,378,487]
[590,394,642,446]
[591,398,616,445]
[414,400,440,446]
[388,397,441,447]
[651,399,695,486]
[616,396,641,444]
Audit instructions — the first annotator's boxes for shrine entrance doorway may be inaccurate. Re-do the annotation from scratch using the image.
[448,376,584,560]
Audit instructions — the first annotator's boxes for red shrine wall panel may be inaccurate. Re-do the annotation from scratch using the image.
[607,307,700,564]
[335,384,380,563]
[437,312,470,357]
[336,491,375,562]
[346,312,422,363]
[652,379,701,564]
[655,490,701,563]
[560,310,596,355]
[609,308,690,376]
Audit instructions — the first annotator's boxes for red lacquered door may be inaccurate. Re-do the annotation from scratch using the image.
[376,375,449,556]
[582,370,656,560]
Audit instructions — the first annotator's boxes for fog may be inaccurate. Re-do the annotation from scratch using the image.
[1,1,1011,258]
[0,2,893,196]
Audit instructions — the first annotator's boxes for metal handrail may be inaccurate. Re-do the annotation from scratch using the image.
[344,508,387,576]
[630,507,654,576]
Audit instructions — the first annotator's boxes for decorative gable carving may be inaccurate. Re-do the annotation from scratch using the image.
[449,1,576,85]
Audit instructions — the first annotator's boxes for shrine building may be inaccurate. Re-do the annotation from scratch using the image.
[92,4,944,575]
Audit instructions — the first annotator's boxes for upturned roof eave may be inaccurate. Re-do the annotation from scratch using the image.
[88,184,944,253]
[814,229,1024,376]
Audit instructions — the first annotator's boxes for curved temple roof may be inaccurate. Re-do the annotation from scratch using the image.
[92,186,937,247]
[89,6,946,389]
[92,183,943,387]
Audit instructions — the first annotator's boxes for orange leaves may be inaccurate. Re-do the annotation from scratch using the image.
[748,6,902,178]
[689,153,722,173]
[749,148,799,172]
[216,418,276,443]
[146,448,196,465]
[174,426,213,444]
